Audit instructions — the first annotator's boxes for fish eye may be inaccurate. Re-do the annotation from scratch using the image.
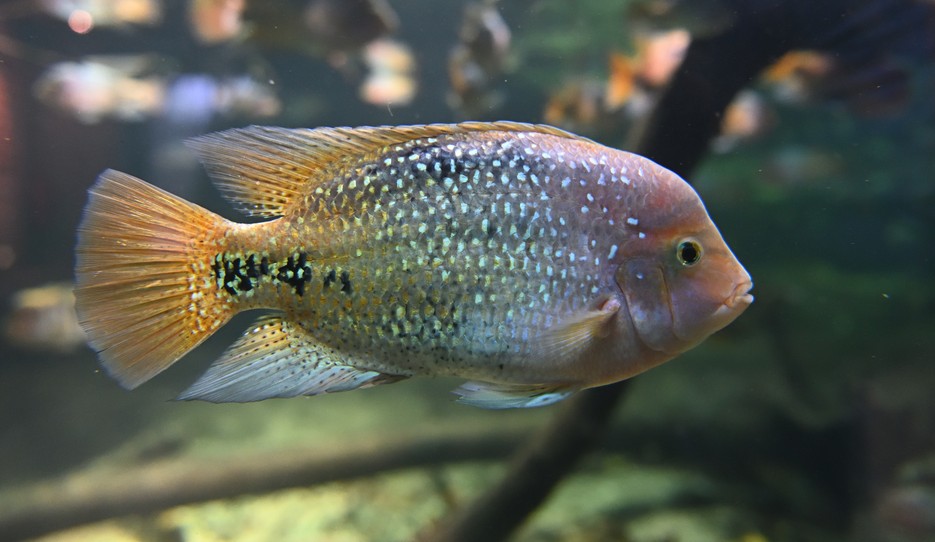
[676,239,703,266]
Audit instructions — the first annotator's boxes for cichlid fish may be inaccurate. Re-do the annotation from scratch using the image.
[75,122,752,408]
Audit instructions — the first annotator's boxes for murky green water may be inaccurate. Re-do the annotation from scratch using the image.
[1,1,933,541]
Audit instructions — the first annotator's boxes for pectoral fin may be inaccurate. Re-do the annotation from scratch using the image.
[453,299,619,409]
[531,297,621,361]
[453,381,575,409]
[178,316,405,403]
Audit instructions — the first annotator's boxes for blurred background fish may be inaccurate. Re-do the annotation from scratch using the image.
[447,0,511,118]
[32,58,165,123]
[604,29,690,114]
[626,0,736,38]
[543,78,624,138]
[634,0,935,171]
[631,28,690,88]
[359,38,417,107]
[3,282,85,353]
[245,0,401,74]
[0,0,934,540]
[761,50,835,105]
[711,89,774,153]
[541,28,688,141]
[303,0,399,55]
[40,0,163,28]
[189,0,245,45]
[21,0,273,126]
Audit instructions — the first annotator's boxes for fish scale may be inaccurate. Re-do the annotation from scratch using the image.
[75,122,752,408]
[249,133,621,380]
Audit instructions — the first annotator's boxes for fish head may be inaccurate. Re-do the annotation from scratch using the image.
[613,171,752,356]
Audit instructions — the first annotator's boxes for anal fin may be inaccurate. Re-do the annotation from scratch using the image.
[178,316,405,403]
[453,381,576,409]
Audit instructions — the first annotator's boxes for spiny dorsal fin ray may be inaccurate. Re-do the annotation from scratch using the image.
[177,315,407,403]
[186,122,584,218]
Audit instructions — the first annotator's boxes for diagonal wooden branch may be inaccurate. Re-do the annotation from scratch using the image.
[0,425,530,542]
[414,5,825,540]
[419,383,628,542]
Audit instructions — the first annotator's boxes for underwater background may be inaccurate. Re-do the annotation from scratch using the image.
[0,0,933,541]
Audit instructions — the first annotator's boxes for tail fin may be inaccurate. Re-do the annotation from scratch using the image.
[75,170,234,389]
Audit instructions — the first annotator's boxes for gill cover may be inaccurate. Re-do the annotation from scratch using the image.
[619,259,677,352]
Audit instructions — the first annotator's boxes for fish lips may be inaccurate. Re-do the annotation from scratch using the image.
[700,276,753,338]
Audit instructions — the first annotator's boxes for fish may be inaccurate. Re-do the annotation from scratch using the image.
[447,1,511,117]
[762,50,834,87]
[545,30,690,137]
[189,0,246,45]
[762,49,917,118]
[33,59,165,124]
[37,0,162,28]
[33,60,279,125]
[74,122,753,409]
[360,71,417,107]
[604,52,637,111]
[243,0,398,74]
[627,0,736,39]
[542,80,608,134]
[633,28,691,88]
[359,38,418,106]
[4,282,86,353]
[711,90,774,153]
[303,0,399,53]
[455,1,511,77]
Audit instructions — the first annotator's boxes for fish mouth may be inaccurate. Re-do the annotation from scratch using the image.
[725,280,754,309]
[711,280,754,322]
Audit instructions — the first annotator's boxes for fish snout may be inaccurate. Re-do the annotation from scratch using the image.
[709,276,753,326]
[725,279,754,309]
[664,252,753,353]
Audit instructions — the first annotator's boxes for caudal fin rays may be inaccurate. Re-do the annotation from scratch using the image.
[75,170,233,389]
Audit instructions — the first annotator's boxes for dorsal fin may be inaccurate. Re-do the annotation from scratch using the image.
[186,122,582,218]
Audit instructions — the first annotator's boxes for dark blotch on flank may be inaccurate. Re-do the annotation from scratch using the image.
[323,269,336,288]
[275,252,312,296]
[340,270,352,294]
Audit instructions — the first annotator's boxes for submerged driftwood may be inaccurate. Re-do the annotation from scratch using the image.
[0,425,529,542]
[10,2,917,538]
[420,383,628,542]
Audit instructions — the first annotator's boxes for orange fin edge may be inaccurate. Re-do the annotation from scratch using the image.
[186,122,588,218]
[75,170,232,388]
